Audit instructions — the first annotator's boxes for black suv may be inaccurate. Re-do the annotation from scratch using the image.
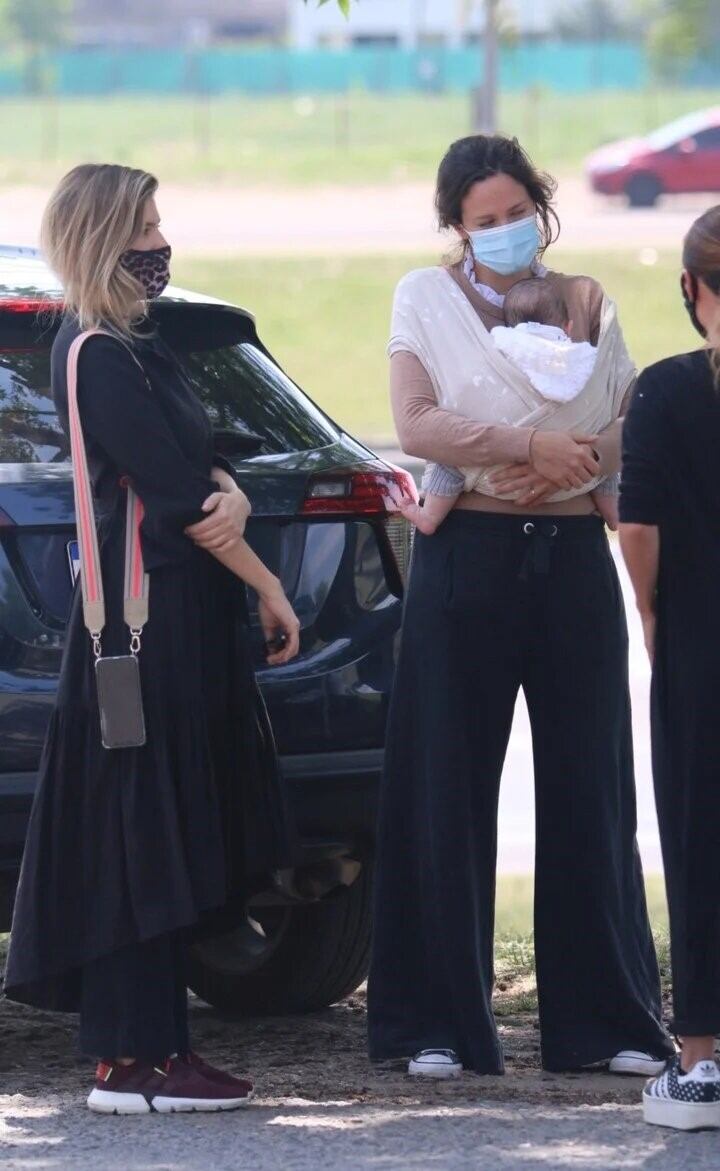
[0,245,412,1014]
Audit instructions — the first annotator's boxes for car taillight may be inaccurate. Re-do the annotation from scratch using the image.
[385,514,413,583]
[302,461,417,516]
[0,299,62,314]
[302,461,418,585]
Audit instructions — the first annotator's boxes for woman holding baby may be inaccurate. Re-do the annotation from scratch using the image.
[367,134,673,1078]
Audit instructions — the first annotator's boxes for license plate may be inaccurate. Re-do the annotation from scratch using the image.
[67,540,80,584]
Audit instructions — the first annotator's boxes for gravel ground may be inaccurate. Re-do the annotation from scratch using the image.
[5,1096,719,1171]
[1,985,712,1169]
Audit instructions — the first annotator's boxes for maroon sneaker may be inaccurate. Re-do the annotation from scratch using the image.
[184,1051,255,1096]
[87,1058,254,1114]
[87,1061,171,1115]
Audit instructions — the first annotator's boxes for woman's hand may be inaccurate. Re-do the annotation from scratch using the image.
[185,486,252,552]
[640,609,656,665]
[258,582,301,666]
[489,466,557,506]
[528,431,601,490]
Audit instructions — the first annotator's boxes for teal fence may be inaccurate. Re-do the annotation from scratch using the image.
[0,42,695,99]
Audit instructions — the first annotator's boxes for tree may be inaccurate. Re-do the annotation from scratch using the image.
[554,0,636,41]
[469,1,516,134]
[1,0,70,110]
[633,0,719,79]
[303,0,352,14]
[4,0,71,50]
[0,0,70,94]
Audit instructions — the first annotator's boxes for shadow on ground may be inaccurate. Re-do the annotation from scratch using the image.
[0,980,660,1109]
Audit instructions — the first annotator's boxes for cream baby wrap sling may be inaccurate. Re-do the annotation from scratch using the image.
[388,267,635,503]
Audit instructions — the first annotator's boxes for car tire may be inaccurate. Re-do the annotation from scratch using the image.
[625,173,663,208]
[187,865,372,1015]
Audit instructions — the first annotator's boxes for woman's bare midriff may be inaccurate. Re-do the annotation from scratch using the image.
[454,491,597,517]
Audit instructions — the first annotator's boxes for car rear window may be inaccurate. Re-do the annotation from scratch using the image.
[0,304,339,463]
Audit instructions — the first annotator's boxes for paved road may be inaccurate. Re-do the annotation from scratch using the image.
[3,1094,720,1170]
[3,177,715,257]
[497,542,661,874]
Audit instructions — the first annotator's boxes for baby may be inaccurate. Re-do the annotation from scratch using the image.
[396,278,619,534]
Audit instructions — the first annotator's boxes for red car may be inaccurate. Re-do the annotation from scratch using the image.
[586,107,720,207]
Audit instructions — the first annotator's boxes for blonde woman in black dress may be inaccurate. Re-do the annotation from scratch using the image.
[5,164,300,1114]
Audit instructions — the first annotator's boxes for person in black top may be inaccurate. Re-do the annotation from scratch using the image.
[620,204,720,1130]
[4,164,300,1114]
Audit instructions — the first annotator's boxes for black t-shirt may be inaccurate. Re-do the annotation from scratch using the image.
[621,347,720,589]
[620,349,720,523]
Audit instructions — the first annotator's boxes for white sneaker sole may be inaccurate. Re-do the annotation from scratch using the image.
[152,1092,254,1113]
[643,1094,720,1131]
[408,1060,462,1079]
[87,1088,255,1115]
[609,1056,666,1076]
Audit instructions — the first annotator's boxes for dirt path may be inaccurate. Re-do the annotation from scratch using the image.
[0,979,703,1171]
[0,987,650,1111]
[3,178,714,257]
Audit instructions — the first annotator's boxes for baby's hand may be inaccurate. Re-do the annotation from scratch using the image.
[392,492,419,518]
[385,485,413,512]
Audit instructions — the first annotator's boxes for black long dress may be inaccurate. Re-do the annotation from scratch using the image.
[4,317,292,1012]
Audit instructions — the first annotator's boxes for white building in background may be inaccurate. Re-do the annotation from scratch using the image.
[71,0,287,46]
[288,0,583,49]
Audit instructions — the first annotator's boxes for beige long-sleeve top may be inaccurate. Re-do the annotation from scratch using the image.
[390,262,632,513]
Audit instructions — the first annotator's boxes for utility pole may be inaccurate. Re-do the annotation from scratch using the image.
[472,0,499,132]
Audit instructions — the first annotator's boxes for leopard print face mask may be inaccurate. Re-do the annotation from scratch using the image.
[120,244,172,300]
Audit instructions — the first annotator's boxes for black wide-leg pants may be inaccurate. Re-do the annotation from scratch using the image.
[367,512,672,1073]
[79,933,189,1061]
[651,581,720,1038]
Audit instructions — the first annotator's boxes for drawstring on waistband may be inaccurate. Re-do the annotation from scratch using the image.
[518,521,559,581]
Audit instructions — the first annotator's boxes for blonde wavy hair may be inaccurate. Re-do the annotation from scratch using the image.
[683,205,720,387]
[41,163,158,335]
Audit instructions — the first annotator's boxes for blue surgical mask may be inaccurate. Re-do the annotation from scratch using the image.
[467,215,541,276]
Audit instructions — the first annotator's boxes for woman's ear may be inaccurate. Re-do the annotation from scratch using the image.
[681,270,696,302]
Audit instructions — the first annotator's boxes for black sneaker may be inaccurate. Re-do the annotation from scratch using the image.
[643,1055,720,1130]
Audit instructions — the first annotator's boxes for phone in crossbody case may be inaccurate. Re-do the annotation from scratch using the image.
[95,655,146,750]
[66,330,150,751]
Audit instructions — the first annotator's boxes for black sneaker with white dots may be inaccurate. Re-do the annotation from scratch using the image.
[643,1055,720,1130]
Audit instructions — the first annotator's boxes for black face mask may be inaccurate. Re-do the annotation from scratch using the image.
[681,273,707,338]
[120,244,172,300]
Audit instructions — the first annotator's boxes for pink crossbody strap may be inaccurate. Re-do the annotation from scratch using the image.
[66,330,149,648]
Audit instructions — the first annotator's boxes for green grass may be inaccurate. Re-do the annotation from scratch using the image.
[494,875,669,1013]
[495,874,668,938]
[0,87,718,185]
[173,249,697,441]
